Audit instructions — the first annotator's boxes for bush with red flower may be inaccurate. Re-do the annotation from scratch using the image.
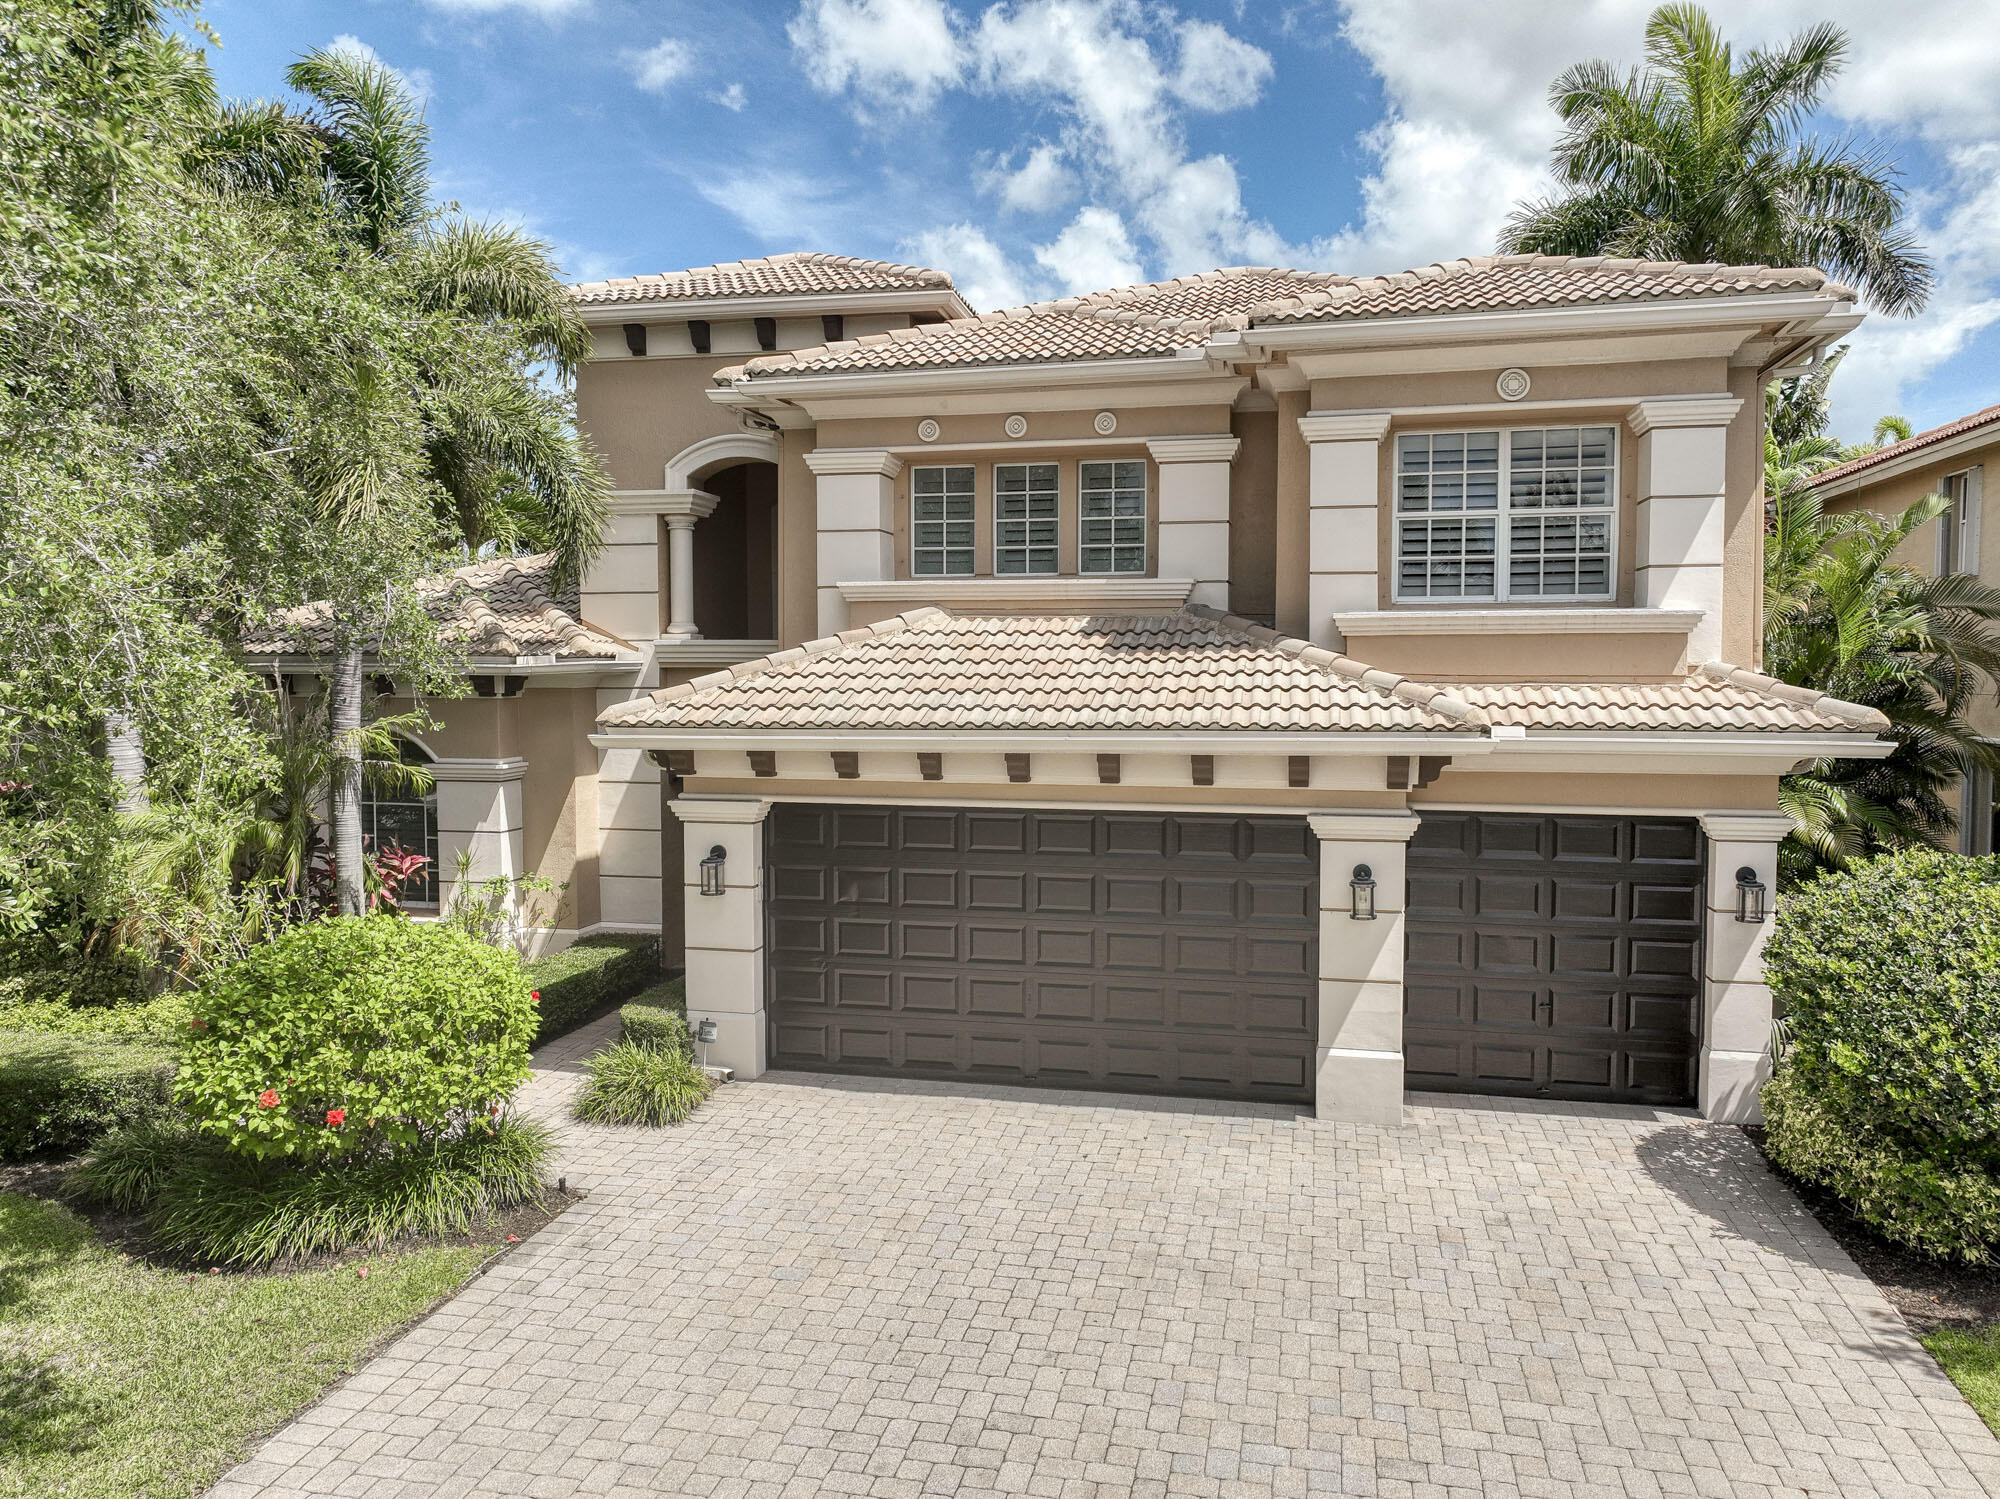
[173,916,536,1161]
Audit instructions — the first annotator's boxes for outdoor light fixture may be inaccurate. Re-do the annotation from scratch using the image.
[1735,866,1768,924]
[699,845,726,897]
[1350,863,1377,921]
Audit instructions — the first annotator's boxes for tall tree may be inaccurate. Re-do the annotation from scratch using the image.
[1500,4,1932,315]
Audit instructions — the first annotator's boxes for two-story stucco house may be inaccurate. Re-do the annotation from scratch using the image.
[1810,403,1998,854]
[257,250,1889,1126]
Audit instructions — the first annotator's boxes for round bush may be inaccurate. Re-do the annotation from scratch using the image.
[1762,849,2000,1260]
[177,916,536,1161]
[1765,849,2000,1146]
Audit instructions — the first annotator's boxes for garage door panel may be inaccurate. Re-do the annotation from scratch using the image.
[834,809,892,848]
[768,806,1316,1103]
[837,868,890,904]
[1407,812,1700,1106]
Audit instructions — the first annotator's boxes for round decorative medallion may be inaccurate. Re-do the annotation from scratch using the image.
[916,418,941,443]
[1003,413,1029,439]
[1093,410,1118,435]
[1495,367,1532,401]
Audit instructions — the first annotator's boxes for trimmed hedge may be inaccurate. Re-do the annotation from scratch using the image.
[1762,849,2000,1261]
[0,1031,176,1160]
[524,934,660,1045]
[620,999,692,1059]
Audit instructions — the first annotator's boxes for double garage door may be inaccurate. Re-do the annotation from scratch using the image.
[766,805,1703,1107]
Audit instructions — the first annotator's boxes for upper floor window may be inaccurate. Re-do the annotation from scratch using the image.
[1079,460,1147,574]
[1395,426,1617,602]
[912,464,975,576]
[995,463,1059,575]
[1937,469,1981,575]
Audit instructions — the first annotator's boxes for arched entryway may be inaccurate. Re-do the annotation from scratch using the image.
[690,461,778,640]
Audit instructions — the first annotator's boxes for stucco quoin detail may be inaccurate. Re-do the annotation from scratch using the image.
[1625,395,1745,435]
[803,448,906,478]
[1307,812,1422,843]
[1297,411,1393,444]
[1146,435,1241,464]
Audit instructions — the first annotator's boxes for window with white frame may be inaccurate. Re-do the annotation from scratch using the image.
[912,465,975,576]
[361,739,438,907]
[1395,426,1617,601]
[994,462,1059,574]
[1937,470,1982,575]
[1079,459,1147,573]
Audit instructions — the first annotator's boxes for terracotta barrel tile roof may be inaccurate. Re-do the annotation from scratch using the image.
[600,607,1478,733]
[717,255,1845,382]
[1806,402,2000,488]
[597,607,1878,737]
[570,252,955,306]
[242,553,635,663]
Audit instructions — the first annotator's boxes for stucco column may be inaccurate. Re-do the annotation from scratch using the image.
[430,757,527,914]
[1629,397,1743,665]
[669,796,773,1079]
[660,491,719,639]
[581,495,668,644]
[806,448,904,638]
[1695,811,1789,1124]
[1299,412,1392,647]
[1146,435,1238,609]
[1309,810,1420,1125]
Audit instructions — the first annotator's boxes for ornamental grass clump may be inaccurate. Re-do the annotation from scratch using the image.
[1762,849,2000,1262]
[72,917,549,1264]
[573,1042,712,1127]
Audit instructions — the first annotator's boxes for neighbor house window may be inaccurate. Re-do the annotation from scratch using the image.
[361,739,439,906]
[994,462,1059,574]
[1937,470,1981,575]
[1395,426,1617,601]
[912,465,975,576]
[1079,459,1147,574]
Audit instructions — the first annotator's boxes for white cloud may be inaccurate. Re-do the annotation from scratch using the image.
[693,166,865,248]
[629,38,693,95]
[1168,18,1272,113]
[789,0,965,115]
[712,82,748,112]
[1034,205,1143,293]
[906,222,1037,310]
[984,142,1075,215]
[326,35,434,105]
[417,0,585,14]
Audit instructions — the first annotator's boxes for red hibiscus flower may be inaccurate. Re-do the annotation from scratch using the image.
[529,989,541,1003]
[326,1108,346,1128]
[189,1019,206,1031]
[256,1088,279,1109]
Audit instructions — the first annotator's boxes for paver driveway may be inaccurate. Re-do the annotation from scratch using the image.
[212,1017,2000,1499]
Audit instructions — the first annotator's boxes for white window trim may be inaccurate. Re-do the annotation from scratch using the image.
[910,463,976,579]
[1392,424,1619,605]
[1078,458,1149,576]
[1937,468,1981,575]
[992,461,1061,577]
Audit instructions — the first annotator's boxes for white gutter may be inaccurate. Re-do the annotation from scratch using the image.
[1236,293,1857,351]
[589,729,1493,756]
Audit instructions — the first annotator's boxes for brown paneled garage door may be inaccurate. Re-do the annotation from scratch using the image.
[766,804,1319,1103]
[1403,812,1704,1105]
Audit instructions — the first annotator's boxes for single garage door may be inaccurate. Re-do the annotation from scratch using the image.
[1404,812,1704,1105]
[766,804,1318,1103]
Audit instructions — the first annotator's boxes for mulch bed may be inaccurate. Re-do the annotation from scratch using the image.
[1745,1126,2000,1335]
[0,1154,581,1274]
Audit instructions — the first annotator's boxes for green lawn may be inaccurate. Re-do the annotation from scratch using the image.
[1925,1324,2000,1434]
[0,1191,489,1499]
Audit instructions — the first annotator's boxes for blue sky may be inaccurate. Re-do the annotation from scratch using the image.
[194,0,2000,444]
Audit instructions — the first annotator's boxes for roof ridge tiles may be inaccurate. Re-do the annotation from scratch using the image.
[1698,661,1889,729]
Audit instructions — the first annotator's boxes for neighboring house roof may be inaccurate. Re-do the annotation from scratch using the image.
[570,252,958,307]
[243,553,637,663]
[1807,402,2000,491]
[718,255,1847,382]
[597,606,1882,736]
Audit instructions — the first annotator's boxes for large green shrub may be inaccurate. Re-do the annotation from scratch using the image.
[177,916,535,1161]
[0,1032,175,1159]
[1762,849,2000,1260]
[523,933,659,1044]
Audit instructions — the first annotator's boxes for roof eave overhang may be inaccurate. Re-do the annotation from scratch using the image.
[246,651,645,675]
[1478,728,1891,777]
[589,728,1489,753]
[1234,293,1857,354]
[576,287,973,325]
[713,350,1222,401]
[1811,423,2000,499]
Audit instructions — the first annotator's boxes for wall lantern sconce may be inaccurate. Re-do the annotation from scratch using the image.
[1350,864,1377,921]
[699,845,727,897]
[1735,866,1768,924]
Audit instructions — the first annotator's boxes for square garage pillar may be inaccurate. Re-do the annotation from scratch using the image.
[805,448,903,638]
[669,795,773,1078]
[1695,811,1791,1123]
[1308,811,1421,1124]
[1146,435,1239,609]
[430,757,527,910]
[1298,412,1392,648]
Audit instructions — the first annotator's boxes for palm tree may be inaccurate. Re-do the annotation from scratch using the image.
[1765,487,2000,877]
[1501,4,1932,315]
[216,47,606,916]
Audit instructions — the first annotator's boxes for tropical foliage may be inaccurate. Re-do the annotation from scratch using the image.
[1501,4,1932,315]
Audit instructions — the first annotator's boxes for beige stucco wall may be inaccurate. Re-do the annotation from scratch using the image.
[1357,630,1692,681]
[1230,407,1279,620]
[1274,390,1311,636]
[1412,770,1781,812]
[575,355,743,492]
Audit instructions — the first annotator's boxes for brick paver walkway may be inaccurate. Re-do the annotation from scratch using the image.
[211,1016,2000,1498]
